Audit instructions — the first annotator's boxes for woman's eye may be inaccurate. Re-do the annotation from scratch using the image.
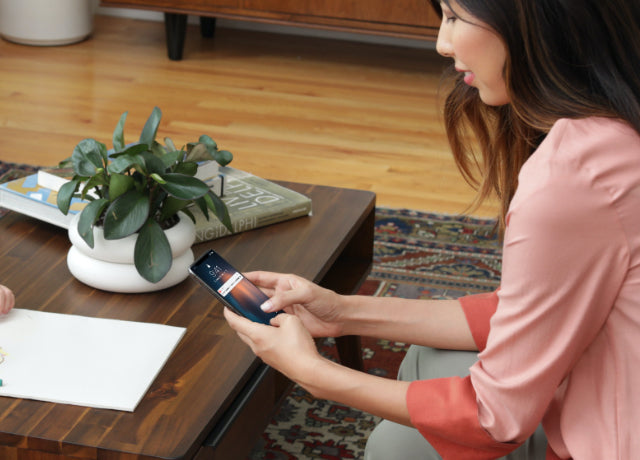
[445,15,457,23]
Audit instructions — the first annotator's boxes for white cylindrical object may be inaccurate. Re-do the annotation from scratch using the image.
[68,212,196,264]
[0,0,94,46]
[66,212,197,293]
[67,246,195,293]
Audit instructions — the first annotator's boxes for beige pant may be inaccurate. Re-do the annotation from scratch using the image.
[364,345,547,459]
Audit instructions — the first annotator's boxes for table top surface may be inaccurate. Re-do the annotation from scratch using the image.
[0,182,375,459]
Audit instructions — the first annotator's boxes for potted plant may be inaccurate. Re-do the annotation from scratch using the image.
[57,106,233,288]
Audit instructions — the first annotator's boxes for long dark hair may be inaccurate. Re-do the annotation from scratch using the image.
[431,0,640,226]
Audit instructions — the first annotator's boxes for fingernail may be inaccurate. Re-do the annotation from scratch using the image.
[260,300,273,312]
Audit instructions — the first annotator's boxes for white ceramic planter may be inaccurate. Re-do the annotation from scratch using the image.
[67,213,196,293]
[0,0,94,46]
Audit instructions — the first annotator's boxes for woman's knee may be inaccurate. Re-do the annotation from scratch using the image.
[365,418,547,460]
[398,345,478,381]
[374,346,547,459]
[364,419,441,460]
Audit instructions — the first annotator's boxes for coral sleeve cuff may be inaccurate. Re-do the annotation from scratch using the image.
[459,291,499,351]
[407,376,519,459]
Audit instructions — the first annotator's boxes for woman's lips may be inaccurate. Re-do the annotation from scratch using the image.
[463,71,475,85]
[456,67,475,86]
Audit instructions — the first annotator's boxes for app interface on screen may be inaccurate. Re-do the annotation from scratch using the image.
[192,252,277,324]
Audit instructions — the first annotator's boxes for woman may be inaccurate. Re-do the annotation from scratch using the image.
[224,0,640,458]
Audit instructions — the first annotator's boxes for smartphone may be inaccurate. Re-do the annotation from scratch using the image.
[189,249,278,325]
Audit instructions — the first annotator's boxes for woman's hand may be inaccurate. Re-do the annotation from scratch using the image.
[0,284,15,315]
[224,306,414,428]
[223,307,323,383]
[245,271,346,338]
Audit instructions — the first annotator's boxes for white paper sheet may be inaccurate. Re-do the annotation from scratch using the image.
[0,308,186,412]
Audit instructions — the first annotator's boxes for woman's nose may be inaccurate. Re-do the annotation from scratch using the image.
[436,22,453,58]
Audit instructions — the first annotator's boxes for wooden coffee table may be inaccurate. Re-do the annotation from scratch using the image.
[0,182,375,460]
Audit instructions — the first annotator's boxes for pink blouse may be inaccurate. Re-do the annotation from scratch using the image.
[407,117,640,459]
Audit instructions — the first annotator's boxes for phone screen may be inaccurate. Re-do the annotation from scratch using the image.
[189,250,278,325]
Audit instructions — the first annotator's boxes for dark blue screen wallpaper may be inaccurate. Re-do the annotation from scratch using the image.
[191,250,278,325]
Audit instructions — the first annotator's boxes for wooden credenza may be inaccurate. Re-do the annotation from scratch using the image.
[100,0,441,59]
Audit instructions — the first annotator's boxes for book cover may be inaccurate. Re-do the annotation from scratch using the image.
[0,173,87,228]
[191,167,312,243]
[36,166,74,192]
[192,165,224,197]
[194,160,219,181]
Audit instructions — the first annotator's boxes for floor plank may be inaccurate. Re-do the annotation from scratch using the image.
[0,14,498,216]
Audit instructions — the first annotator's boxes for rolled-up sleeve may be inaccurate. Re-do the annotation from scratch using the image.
[459,291,499,351]
[407,119,630,458]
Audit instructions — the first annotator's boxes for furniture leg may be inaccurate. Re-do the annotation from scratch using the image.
[320,203,375,371]
[335,336,364,371]
[200,16,216,38]
[164,12,187,60]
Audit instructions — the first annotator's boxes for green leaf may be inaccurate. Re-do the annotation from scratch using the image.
[57,180,81,215]
[180,206,196,223]
[57,157,74,170]
[141,151,168,176]
[160,150,184,172]
[112,111,128,152]
[103,190,150,239]
[214,149,233,166]
[77,198,109,248]
[159,150,182,170]
[109,173,135,200]
[149,187,168,212]
[199,134,217,151]
[150,140,167,157]
[173,161,198,176]
[204,190,233,232]
[109,142,149,160]
[184,143,213,162]
[134,218,172,283]
[107,151,145,175]
[81,173,108,199]
[150,173,166,184]
[164,137,177,152]
[193,196,211,223]
[158,195,187,222]
[139,107,162,146]
[159,173,209,200]
[72,139,107,176]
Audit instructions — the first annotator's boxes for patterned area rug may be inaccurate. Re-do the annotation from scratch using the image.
[248,207,502,459]
[1,161,503,459]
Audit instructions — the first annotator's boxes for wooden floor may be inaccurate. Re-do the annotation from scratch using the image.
[0,14,498,217]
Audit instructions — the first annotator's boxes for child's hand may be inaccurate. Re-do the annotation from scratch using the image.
[0,285,15,315]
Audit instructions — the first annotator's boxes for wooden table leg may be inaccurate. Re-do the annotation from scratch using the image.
[319,204,375,371]
[335,335,364,371]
